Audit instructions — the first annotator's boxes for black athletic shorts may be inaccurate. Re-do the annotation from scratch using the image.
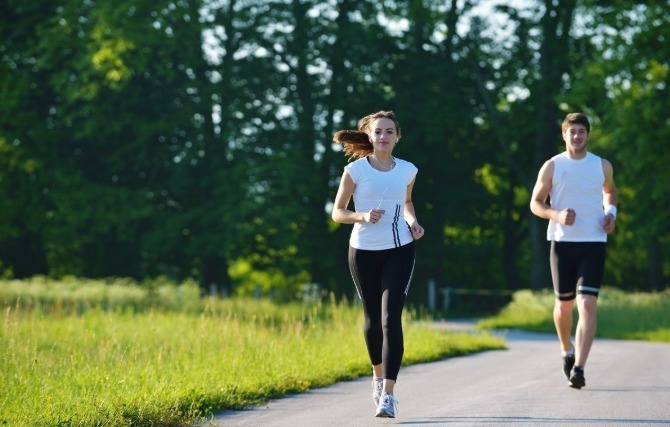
[549,241,606,301]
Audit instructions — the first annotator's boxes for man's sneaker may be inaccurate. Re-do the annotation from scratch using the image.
[563,354,575,380]
[569,366,586,389]
[375,392,398,418]
[371,379,384,406]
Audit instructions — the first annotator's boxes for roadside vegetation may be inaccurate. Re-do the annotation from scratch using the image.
[1,277,504,427]
[477,288,670,342]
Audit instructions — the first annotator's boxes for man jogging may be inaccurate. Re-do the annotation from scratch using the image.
[530,112,618,389]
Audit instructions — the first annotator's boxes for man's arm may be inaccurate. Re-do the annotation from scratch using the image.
[602,159,618,233]
[530,159,575,225]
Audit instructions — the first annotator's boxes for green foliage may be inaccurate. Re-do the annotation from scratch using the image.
[228,257,311,301]
[0,276,201,314]
[0,278,504,427]
[596,288,670,340]
[476,289,555,332]
[565,2,670,290]
[478,288,670,342]
[1,0,668,301]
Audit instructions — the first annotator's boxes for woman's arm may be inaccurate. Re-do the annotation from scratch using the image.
[331,171,381,224]
[404,177,424,239]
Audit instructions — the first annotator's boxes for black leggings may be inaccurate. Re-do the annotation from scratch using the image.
[348,242,415,381]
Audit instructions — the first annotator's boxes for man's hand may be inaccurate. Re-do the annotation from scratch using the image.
[603,214,616,233]
[557,208,576,226]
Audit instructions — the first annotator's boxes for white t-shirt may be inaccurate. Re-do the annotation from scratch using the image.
[345,157,418,250]
[547,151,607,242]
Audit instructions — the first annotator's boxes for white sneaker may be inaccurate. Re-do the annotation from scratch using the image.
[372,379,384,406]
[375,392,398,418]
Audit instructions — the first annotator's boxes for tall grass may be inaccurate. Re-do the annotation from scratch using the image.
[1,278,504,427]
[0,275,202,314]
[477,288,670,342]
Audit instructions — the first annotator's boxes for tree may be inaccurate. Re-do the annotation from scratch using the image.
[567,1,670,290]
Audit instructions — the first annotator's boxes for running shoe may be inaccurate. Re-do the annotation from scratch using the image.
[569,366,585,389]
[375,392,398,418]
[563,353,575,380]
[372,379,384,406]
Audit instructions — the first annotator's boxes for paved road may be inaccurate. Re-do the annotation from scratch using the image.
[204,322,670,426]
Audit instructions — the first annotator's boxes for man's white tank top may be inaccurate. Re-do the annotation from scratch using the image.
[345,157,418,250]
[547,151,607,242]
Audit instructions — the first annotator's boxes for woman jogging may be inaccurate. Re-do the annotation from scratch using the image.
[331,110,424,418]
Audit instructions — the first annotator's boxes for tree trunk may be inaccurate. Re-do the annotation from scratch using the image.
[528,0,577,290]
[529,214,551,289]
[646,238,664,291]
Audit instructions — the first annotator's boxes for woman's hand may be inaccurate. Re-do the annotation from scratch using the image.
[410,222,424,240]
[365,208,385,224]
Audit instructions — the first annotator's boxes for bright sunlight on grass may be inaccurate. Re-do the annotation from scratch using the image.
[477,288,670,342]
[1,277,504,427]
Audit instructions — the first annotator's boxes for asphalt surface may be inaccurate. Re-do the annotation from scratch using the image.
[204,321,670,426]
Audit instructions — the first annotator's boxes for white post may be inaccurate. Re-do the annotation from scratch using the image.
[442,287,451,313]
[428,279,436,311]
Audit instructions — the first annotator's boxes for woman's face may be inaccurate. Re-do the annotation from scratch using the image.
[368,117,399,152]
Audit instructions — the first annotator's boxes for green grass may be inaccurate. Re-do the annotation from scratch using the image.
[1,278,505,427]
[477,288,670,342]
